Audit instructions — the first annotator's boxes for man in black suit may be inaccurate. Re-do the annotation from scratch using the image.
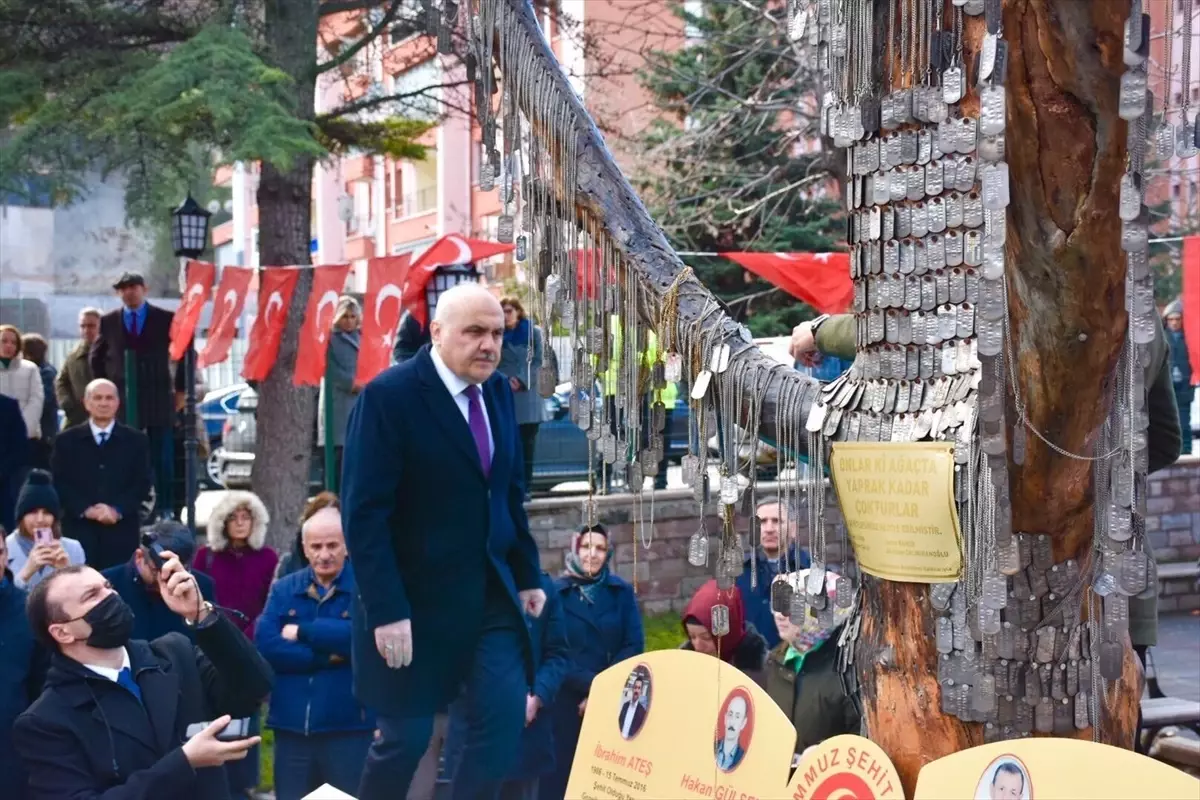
[52,378,152,570]
[617,677,648,740]
[89,272,185,515]
[343,283,544,800]
[14,552,273,799]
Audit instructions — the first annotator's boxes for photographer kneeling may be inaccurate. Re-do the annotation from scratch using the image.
[14,548,274,799]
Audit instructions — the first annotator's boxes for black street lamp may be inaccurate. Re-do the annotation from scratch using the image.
[171,195,211,531]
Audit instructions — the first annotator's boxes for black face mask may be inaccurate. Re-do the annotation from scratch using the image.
[76,592,135,649]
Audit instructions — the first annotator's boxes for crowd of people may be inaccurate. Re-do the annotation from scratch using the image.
[0,270,1191,800]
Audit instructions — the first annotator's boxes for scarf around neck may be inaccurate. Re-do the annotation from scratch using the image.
[503,317,531,347]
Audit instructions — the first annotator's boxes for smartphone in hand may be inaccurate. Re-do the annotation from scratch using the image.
[185,717,253,742]
[34,528,54,547]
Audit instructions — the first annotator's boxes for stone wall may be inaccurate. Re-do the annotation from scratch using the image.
[526,455,1200,614]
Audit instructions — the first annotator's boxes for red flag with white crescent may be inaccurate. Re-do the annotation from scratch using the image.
[402,234,515,329]
[1183,237,1200,384]
[720,251,853,315]
[169,260,216,360]
[356,254,413,387]
[198,266,254,369]
[241,268,301,382]
[294,263,352,387]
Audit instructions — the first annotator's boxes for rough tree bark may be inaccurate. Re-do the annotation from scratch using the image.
[252,0,322,553]
[501,0,1140,793]
[853,2,1140,793]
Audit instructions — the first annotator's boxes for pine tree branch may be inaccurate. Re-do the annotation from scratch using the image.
[317,81,468,122]
[314,0,406,77]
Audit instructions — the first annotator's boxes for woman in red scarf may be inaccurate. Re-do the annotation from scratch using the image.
[679,579,769,686]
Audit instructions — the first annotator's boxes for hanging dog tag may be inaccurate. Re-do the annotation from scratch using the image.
[711,604,730,637]
[1098,640,1123,680]
[719,476,739,505]
[1103,593,1129,638]
[982,163,1010,210]
[930,581,956,611]
[690,369,712,399]
[496,214,515,244]
[1157,120,1176,159]
[537,363,558,398]
[979,85,1006,136]
[1118,71,1148,121]
[982,574,1008,610]
[979,34,999,84]
[1118,173,1142,221]
[1074,692,1091,729]
[835,576,853,608]
[943,66,965,105]
[664,352,682,382]
[710,342,731,373]
[771,578,794,614]
[1178,118,1199,159]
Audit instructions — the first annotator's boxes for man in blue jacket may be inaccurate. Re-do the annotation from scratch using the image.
[103,521,215,642]
[343,284,544,800]
[436,572,569,800]
[256,505,374,799]
[736,495,811,650]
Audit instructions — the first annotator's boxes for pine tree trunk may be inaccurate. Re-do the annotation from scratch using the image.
[854,2,1140,793]
[252,0,321,553]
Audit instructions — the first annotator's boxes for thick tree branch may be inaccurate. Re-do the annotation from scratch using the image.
[314,0,404,76]
[317,80,469,122]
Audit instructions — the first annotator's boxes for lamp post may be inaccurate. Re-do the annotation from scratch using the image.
[170,194,212,531]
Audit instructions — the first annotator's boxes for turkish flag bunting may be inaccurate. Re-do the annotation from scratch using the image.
[356,254,413,387]
[403,234,515,329]
[242,268,301,382]
[720,252,853,315]
[169,260,216,360]
[198,266,254,369]
[575,249,619,299]
[294,263,353,387]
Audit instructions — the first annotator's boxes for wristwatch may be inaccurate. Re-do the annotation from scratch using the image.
[809,314,831,336]
[185,601,216,628]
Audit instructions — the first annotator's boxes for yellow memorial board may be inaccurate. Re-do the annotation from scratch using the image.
[565,649,903,800]
[829,442,962,583]
[912,738,1200,800]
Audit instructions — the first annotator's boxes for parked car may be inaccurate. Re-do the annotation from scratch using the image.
[214,387,328,492]
[199,383,245,488]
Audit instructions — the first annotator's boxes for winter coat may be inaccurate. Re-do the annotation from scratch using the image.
[0,573,49,800]
[763,634,859,756]
[1167,327,1193,388]
[90,303,185,429]
[13,612,272,800]
[498,322,548,426]
[0,357,44,439]
[55,340,94,428]
[196,491,277,638]
[5,531,88,590]
[36,363,58,442]
[319,328,360,448]
[0,395,29,531]
[441,573,570,784]
[102,560,216,643]
[542,571,644,800]
[255,563,375,736]
[735,544,811,651]
[679,627,770,687]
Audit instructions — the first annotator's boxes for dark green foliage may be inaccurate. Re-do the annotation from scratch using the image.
[635,0,842,336]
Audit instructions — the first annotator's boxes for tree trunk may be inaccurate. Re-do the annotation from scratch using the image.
[496,0,1141,792]
[253,0,322,553]
[854,2,1140,793]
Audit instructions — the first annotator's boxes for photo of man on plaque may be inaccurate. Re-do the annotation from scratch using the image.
[975,756,1032,800]
[616,664,651,740]
[713,687,754,773]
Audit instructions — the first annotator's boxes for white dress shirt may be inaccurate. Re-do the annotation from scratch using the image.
[82,647,131,682]
[89,419,116,446]
[430,346,494,456]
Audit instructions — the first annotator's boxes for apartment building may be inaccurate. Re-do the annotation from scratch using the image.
[210,2,685,290]
[1149,0,1200,229]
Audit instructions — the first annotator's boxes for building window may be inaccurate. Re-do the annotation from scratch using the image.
[389,58,441,122]
[349,179,373,235]
[403,151,438,216]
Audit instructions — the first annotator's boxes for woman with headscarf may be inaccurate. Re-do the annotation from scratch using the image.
[542,524,644,800]
[679,579,769,686]
[762,569,859,759]
[499,296,547,497]
[319,296,361,485]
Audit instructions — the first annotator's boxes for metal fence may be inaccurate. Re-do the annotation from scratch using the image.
[49,337,250,394]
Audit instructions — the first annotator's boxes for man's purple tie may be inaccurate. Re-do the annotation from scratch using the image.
[465,385,492,477]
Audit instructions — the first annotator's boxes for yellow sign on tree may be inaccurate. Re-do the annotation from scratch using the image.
[830,442,963,583]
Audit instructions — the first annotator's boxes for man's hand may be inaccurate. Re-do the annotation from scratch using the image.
[83,505,106,521]
[509,376,522,393]
[577,698,588,717]
[156,550,206,622]
[374,619,412,668]
[525,694,542,726]
[281,624,299,642]
[182,716,262,768]
[789,321,819,367]
[101,505,121,524]
[519,588,546,618]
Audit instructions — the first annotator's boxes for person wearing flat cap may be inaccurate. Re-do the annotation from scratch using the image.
[90,272,186,516]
